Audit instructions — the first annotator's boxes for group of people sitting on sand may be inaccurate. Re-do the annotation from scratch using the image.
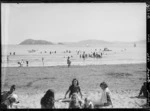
[40,79,113,109]
[1,79,148,109]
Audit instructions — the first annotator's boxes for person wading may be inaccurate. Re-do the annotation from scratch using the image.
[67,57,71,68]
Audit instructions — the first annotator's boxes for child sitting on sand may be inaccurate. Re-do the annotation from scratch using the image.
[69,93,82,109]
[64,78,83,99]
[94,82,113,108]
[83,97,94,109]
[40,89,55,109]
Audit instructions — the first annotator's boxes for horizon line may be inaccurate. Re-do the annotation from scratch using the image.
[1,39,146,45]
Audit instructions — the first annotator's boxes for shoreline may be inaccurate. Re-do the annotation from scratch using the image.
[1,62,146,68]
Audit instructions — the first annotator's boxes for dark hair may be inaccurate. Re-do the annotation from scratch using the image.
[44,89,54,98]
[72,78,79,86]
[100,82,108,89]
[10,85,16,90]
[144,82,147,86]
[41,89,55,108]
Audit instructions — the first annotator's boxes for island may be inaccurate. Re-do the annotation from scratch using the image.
[19,39,54,45]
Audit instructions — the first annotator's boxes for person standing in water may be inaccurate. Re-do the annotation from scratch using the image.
[20,59,24,67]
[26,61,29,67]
[67,56,71,68]
[7,55,9,67]
[42,57,44,66]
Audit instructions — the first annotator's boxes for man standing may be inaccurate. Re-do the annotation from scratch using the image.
[26,61,29,67]
[67,57,71,68]
[7,55,9,67]
[42,57,44,66]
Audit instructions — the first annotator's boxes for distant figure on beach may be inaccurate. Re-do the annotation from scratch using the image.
[7,55,9,66]
[41,89,55,109]
[26,61,29,67]
[82,54,85,60]
[138,82,147,98]
[21,59,24,67]
[42,57,44,66]
[18,59,24,67]
[95,82,113,108]
[67,57,71,67]
[64,78,83,99]
[13,52,15,55]
[134,43,136,47]
[10,52,11,55]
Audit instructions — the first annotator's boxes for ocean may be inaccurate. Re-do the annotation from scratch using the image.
[1,43,146,67]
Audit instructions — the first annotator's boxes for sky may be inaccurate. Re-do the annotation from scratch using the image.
[2,3,146,45]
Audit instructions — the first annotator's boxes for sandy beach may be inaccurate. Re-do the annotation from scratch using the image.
[1,63,147,108]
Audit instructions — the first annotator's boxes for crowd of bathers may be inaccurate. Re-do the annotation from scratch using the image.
[7,48,106,67]
[1,78,148,109]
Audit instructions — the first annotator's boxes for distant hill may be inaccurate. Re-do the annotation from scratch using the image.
[19,39,146,45]
[77,39,146,45]
[78,39,111,44]
[136,40,146,44]
[19,39,54,45]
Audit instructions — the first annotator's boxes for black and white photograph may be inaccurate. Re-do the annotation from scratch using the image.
[1,2,148,109]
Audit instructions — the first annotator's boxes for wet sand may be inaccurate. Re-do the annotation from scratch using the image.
[1,63,147,108]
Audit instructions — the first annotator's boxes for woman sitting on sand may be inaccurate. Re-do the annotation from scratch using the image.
[41,89,55,109]
[95,82,113,108]
[64,78,83,99]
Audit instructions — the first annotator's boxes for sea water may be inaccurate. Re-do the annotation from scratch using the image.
[1,43,146,67]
